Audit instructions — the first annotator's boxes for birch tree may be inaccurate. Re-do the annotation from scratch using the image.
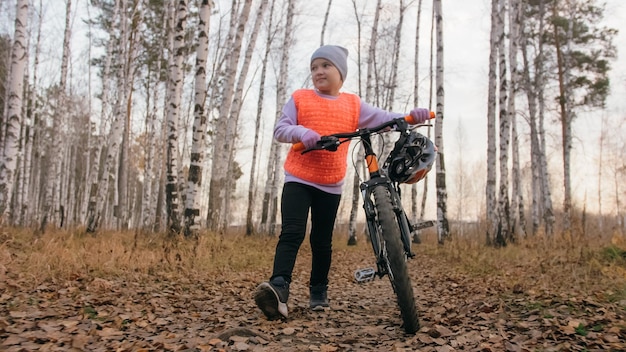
[347,0,367,245]
[246,0,277,236]
[365,0,382,105]
[262,0,295,236]
[485,0,499,245]
[496,0,510,246]
[165,0,187,236]
[16,0,42,226]
[411,0,426,243]
[79,1,94,227]
[184,0,211,237]
[508,0,525,238]
[413,1,436,243]
[433,0,449,243]
[0,0,28,222]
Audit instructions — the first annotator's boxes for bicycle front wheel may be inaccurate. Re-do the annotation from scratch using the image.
[372,185,420,334]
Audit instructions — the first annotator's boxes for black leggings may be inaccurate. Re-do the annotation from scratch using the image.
[271,182,341,286]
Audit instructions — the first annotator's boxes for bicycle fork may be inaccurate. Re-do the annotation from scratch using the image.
[354,135,415,283]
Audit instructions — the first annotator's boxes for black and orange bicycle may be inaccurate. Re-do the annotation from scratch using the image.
[294,112,436,334]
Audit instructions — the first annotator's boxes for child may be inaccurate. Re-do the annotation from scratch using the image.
[254,45,431,320]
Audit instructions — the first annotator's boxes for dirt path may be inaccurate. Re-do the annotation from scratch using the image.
[1,242,625,351]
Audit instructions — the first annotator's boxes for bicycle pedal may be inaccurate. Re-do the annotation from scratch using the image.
[354,267,376,283]
[412,220,436,230]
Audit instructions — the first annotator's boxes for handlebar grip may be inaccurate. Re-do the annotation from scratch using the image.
[292,142,305,152]
[405,111,436,124]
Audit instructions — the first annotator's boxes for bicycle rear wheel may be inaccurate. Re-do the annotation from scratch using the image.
[372,185,420,334]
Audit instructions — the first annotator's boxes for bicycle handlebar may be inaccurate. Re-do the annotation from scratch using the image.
[292,111,435,153]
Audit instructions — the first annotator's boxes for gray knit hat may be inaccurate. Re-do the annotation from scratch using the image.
[311,45,348,81]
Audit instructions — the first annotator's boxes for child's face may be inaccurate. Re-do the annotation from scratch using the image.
[310,58,343,96]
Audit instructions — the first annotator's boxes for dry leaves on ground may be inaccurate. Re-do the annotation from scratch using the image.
[1,235,625,351]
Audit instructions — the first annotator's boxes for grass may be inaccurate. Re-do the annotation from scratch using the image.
[416,229,626,302]
[0,227,278,287]
[1,226,625,303]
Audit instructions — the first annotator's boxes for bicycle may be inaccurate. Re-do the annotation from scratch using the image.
[292,112,436,334]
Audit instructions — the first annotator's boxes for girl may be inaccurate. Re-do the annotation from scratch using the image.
[255,45,431,320]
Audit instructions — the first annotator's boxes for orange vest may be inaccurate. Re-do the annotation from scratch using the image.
[284,89,360,184]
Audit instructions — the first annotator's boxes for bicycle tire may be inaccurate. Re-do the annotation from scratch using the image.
[372,185,420,334]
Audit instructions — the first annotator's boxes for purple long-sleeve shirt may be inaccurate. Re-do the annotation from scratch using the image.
[274,89,405,195]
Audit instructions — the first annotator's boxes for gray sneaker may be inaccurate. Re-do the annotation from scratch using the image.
[309,284,329,310]
[254,276,289,320]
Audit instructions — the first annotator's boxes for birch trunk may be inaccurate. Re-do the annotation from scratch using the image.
[347,0,366,245]
[521,30,542,236]
[165,0,187,236]
[184,0,211,237]
[13,33,29,226]
[18,0,42,225]
[416,2,436,243]
[0,0,28,221]
[434,0,449,243]
[411,0,426,243]
[508,0,525,238]
[496,0,510,246]
[365,0,382,103]
[17,85,32,226]
[246,0,276,236]
[141,64,161,231]
[79,1,93,227]
[485,0,499,245]
[538,56,554,237]
[388,0,404,110]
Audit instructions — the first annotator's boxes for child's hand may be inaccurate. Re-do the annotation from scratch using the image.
[409,108,431,124]
[301,130,321,150]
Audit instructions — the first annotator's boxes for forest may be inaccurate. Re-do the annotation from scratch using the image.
[1,1,626,351]
[0,0,624,241]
